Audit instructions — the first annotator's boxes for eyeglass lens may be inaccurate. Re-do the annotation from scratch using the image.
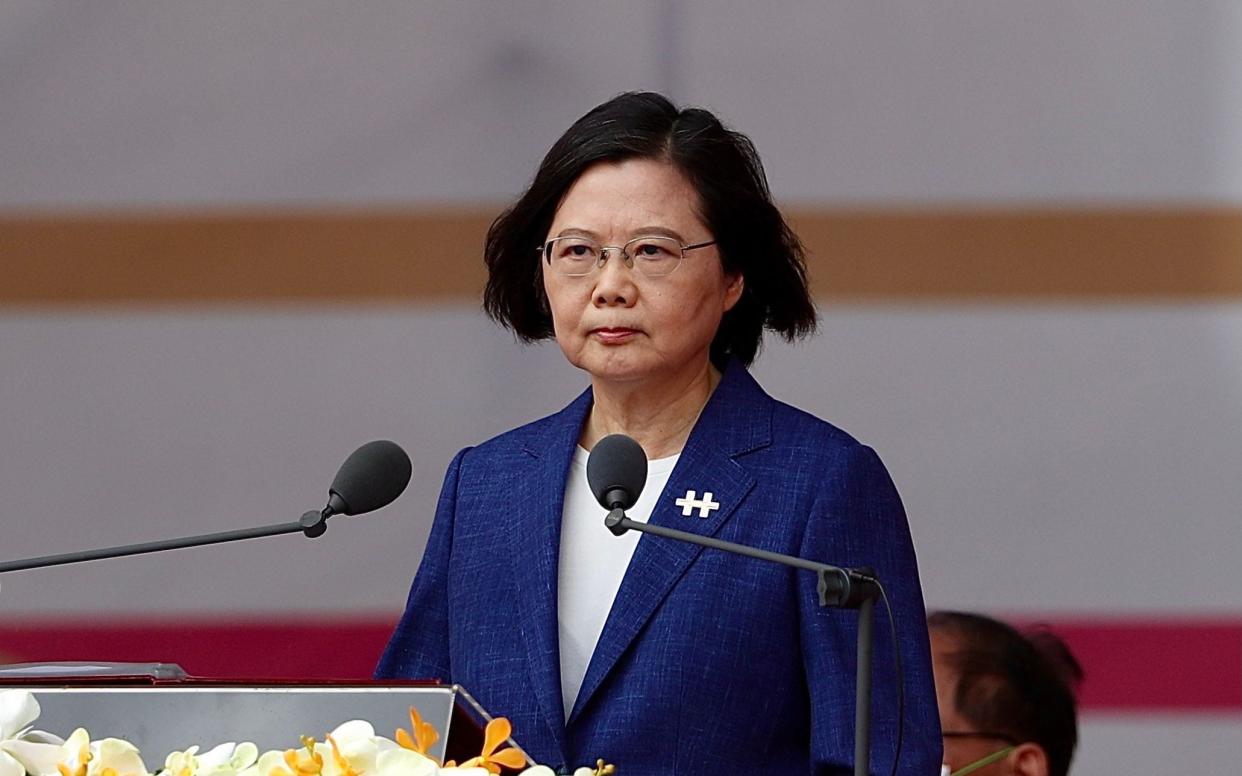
[544,236,685,277]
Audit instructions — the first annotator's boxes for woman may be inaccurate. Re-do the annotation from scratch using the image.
[377,92,940,775]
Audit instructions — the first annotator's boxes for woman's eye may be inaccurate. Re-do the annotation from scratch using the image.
[563,244,594,258]
[634,242,673,257]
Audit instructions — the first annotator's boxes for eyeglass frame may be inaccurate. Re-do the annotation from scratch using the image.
[537,234,717,278]
[941,731,1021,776]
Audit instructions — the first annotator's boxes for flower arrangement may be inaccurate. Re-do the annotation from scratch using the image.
[0,691,612,776]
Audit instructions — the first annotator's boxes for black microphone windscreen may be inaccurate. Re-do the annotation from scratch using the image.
[329,440,412,516]
[586,434,648,510]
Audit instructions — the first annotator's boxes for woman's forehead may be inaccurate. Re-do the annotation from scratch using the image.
[549,158,706,236]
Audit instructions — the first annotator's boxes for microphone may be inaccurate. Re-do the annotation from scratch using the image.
[327,439,413,517]
[586,433,648,512]
[0,440,412,573]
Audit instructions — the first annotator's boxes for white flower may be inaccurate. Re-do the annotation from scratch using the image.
[160,743,258,776]
[0,691,65,776]
[320,720,399,776]
[88,737,149,776]
[53,728,93,776]
[238,722,410,776]
[372,749,438,776]
[0,743,26,776]
[0,692,41,744]
[235,749,292,776]
[516,768,558,776]
[22,727,149,776]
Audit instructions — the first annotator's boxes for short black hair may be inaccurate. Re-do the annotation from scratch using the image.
[929,611,1083,776]
[483,91,816,366]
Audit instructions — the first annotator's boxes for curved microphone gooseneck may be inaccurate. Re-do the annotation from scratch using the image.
[0,440,413,573]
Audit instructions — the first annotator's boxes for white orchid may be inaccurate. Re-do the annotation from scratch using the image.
[235,749,292,776]
[371,748,439,776]
[240,720,417,776]
[159,742,258,776]
[0,690,65,776]
[322,720,408,776]
[87,736,149,776]
[22,725,150,776]
[0,745,20,776]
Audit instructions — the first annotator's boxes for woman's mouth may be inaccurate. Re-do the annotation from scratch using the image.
[590,327,639,343]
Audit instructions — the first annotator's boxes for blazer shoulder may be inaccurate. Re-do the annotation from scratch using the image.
[767,397,869,456]
[459,416,549,467]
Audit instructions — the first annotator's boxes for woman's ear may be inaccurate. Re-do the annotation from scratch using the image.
[1009,742,1049,776]
[723,272,745,312]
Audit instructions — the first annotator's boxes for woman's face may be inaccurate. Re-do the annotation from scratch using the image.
[541,158,743,387]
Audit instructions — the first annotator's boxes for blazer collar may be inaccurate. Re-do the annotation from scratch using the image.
[504,385,592,764]
[567,359,774,723]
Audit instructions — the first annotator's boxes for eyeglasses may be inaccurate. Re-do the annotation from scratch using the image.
[941,732,1019,776]
[538,235,716,278]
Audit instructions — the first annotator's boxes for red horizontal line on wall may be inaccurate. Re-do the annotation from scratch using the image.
[0,617,400,683]
[3,615,1240,713]
[1010,616,1242,714]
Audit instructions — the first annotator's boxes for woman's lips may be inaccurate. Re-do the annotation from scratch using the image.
[590,327,639,343]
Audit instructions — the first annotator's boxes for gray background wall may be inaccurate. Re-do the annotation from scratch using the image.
[2,3,1240,773]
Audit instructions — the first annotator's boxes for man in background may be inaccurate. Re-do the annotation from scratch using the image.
[929,611,1083,776]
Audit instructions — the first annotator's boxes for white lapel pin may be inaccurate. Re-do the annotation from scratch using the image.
[675,490,720,518]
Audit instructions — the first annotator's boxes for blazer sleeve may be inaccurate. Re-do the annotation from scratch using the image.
[798,444,943,776]
[374,446,471,680]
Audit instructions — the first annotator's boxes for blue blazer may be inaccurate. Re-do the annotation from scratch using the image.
[377,361,941,775]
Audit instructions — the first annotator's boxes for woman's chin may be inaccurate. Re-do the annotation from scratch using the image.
[574,350,659,385]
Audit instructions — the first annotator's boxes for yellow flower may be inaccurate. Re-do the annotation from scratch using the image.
[393,710,438,760]
[451,719,525,775]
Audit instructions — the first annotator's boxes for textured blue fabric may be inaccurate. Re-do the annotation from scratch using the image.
[376,361,942,775]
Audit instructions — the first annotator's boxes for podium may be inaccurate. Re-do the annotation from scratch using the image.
[0,663,530,770]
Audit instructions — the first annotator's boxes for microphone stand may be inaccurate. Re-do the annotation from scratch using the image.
[604,511,881,776]
[0,510,331,574]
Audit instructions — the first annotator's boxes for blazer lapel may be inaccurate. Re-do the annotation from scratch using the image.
[507,387,592,764]
[568,361,773,723]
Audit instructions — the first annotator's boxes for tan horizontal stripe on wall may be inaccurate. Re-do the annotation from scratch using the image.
[1,207,1239,304]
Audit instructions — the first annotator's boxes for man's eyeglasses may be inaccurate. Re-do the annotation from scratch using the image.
[539,235,716,278]
[942,731,1019,776]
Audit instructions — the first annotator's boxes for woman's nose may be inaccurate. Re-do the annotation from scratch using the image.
[593,249,637,306]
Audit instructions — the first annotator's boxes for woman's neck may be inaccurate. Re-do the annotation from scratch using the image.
[581,360,721,459]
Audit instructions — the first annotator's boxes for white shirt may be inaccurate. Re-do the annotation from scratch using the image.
[557,445,679,721]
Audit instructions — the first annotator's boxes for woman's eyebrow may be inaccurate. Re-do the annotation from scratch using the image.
[552,227,600,239]
[551,225,688,240]
[631,226,685,240]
